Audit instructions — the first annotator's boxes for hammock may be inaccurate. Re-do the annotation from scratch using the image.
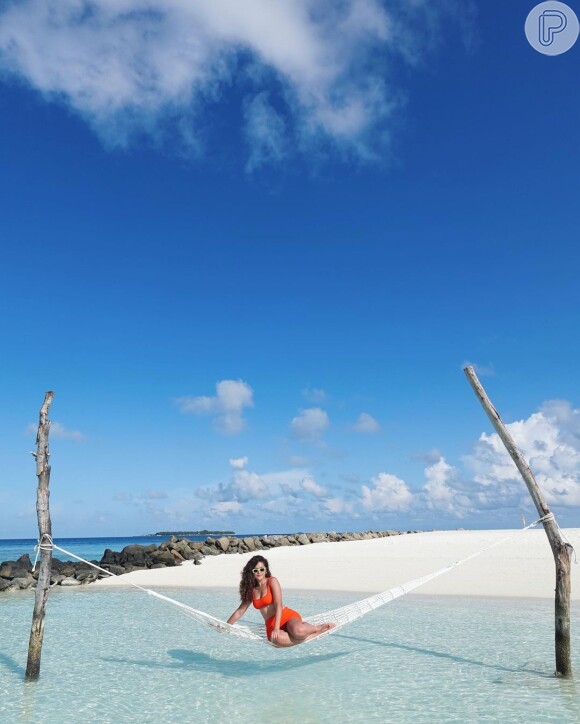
[38,515,551,648]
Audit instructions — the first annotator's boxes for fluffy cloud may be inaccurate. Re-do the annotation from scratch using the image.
[176,379,254,435]
[465,400,580,508]
[209,500,244,517]
[300,475,327,497]
[324,497,353,515]
[421,457,471,516]
[290,407,329,442]
[352,412,380,433]
[229,456,249,469]
[0,0,472,165]
[361,472,413,512]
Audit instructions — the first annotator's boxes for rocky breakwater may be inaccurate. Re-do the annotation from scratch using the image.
[0,530,418,592]
[0,553,103,592]
[95,529,415,577]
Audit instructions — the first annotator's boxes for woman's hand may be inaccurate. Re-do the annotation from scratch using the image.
[270,628,281,644]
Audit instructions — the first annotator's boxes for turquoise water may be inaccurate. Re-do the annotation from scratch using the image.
[1,588,579,723]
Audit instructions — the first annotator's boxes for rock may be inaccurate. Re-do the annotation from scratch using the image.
[200,545,219,556]
[51,558,64,572]
[0,578,10,592]
[0,561,17,578]
[296,534,310,545]
[243,537,256,551]
[60,563,77,577]
[193,558,202,566]
[149,550,177,567]
[150,563,166,569]
[60,577,81,586]
[75,570,98,582]
[11,576,34,590]
[50,574,65,586]
[216,536,230,553]
[101,564,126,577]
[171,550,185,562]
[100,549,121,565]
[16,554,33,572]
[76,572,98,584]
[309,533,327,544]
[120,545,148,567]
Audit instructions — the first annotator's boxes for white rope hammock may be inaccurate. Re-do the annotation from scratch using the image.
[35,514,553,648]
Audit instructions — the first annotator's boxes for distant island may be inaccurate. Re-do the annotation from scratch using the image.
[145,530,235,537]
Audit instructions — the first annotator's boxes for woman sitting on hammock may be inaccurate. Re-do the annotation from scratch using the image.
[227,555,335,647]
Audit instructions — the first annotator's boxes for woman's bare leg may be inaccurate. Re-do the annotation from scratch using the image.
[269,630,296,647]
[284,620,336,644]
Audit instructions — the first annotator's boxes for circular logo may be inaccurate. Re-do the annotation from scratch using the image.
[525,2,579,55]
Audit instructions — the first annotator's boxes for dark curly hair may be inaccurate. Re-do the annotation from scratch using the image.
[239,555,271,603]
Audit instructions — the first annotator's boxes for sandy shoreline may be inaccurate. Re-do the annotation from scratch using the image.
[94,528,580,600]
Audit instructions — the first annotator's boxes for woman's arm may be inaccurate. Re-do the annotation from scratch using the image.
[268,577,284,643]
[226,600,251,625]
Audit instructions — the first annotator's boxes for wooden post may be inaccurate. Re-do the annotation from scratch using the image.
[464,367,573,677]
[25,391,54,681]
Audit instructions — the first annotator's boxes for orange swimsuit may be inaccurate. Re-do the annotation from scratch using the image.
[253,579,301,640]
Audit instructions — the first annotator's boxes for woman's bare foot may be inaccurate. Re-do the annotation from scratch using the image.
[303,622,336,642]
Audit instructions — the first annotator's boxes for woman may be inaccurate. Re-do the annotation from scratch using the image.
[226,555,335,647]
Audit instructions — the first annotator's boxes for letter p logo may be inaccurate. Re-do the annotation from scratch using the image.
[526,2,579,55]
[539,10,567,45]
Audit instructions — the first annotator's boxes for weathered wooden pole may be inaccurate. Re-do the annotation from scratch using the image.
[464,366,573,677]
[25,391,54,681]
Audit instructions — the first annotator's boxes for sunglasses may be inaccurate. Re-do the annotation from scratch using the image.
[252,567,266,574]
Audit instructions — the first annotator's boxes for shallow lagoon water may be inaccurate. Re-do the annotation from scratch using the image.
[1,587,579,723]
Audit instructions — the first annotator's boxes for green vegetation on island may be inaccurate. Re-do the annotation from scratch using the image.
[146,529,235,537]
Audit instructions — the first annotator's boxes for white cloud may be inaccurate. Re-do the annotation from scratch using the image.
[300,476,327,497]
[25,420,86,441]
[229,456,248,469]
[361,472,413,512]
[209,500,243,517]
[323,496,353,515]
[231,468,269,501]
[0,0,472,165]
[177,379,254,435]
[290,407,329,442]
[421,457,470,516]
[352,412,380,433]
[465,401,580,507]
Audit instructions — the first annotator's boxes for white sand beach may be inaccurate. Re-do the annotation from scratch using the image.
[95,528,580,600]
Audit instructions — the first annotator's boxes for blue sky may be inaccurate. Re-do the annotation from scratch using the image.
[0,0,579,538]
